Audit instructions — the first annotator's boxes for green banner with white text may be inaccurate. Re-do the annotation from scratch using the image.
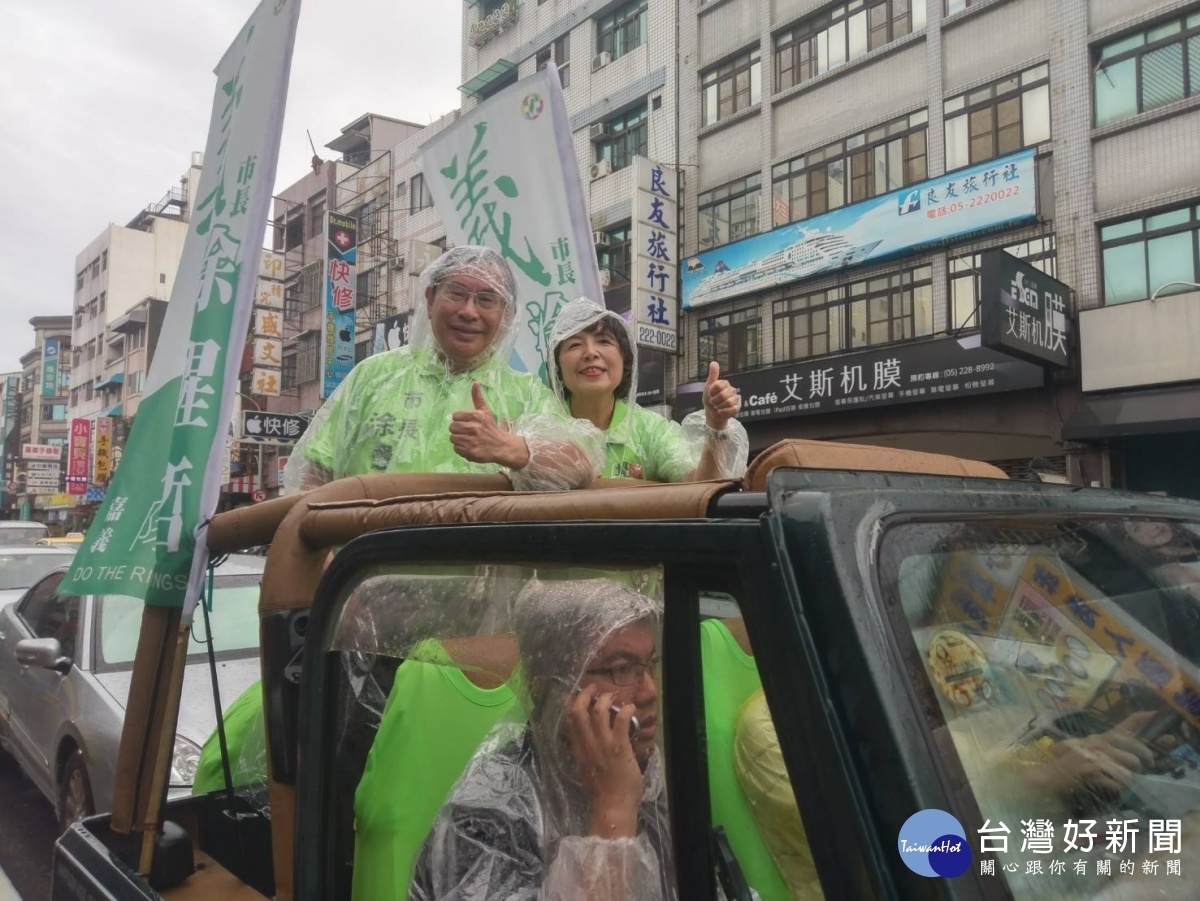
[61,0,301,612]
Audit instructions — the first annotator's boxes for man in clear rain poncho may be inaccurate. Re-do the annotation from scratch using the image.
[284,246,604,493]
[548,296,748,481]
[409,578,675,901]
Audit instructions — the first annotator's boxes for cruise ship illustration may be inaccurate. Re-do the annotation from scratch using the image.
[687,228,882,307]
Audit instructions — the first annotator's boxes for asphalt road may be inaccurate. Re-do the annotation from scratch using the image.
[0,752,57,900]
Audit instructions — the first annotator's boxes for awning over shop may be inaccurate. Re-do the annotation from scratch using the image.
[102,404,123,417]
[459,59,517,98]
[1062,384,1200,440]
[95,372,125,390]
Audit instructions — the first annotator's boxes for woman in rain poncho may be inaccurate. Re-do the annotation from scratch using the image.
[410,579,675,901]
[285,247,603,493]
[548,297,748,481]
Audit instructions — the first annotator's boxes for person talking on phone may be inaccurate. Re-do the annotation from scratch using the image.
[410,578,674,901]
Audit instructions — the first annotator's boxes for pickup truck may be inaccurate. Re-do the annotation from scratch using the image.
[51,439,1200,900]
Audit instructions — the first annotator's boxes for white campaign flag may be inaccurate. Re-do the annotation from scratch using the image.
[416,65,601,383]
[62,0,302,616]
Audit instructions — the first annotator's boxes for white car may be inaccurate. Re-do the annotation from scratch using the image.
[0,521,50,547]
[0,545,78,606]
[0,554,264,829]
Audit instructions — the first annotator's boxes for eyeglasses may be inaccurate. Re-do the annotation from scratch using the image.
[437,282,505,311]
[584,655,660,687]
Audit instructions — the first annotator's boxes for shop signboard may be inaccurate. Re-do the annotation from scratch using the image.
[320,212,358,398]
[675,337,1044,422]
[980,250,1071,368]
[682,149,1038,310]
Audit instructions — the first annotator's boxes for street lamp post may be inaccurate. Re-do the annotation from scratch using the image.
[1149,281,1200,302]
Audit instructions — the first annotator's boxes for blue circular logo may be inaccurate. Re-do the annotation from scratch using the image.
[897,809,972,878]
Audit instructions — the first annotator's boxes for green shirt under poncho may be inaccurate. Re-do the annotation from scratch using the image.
[600,400,699,482]
[303,346,569,478]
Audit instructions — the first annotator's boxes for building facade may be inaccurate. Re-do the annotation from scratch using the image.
[11,317,73,521]
[68,155,201,424]
[666,0,1200,494]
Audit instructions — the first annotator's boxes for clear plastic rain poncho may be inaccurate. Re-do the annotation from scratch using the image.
[285,247,603,493]
[409,578,676,901]
[548,297,748,482]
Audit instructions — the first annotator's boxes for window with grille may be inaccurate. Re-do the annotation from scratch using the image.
[1094,11,1200,126]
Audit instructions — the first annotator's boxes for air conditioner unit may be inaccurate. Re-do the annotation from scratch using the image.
[389,254,406,271]
[598,267,613,288]
[589,160,612,180]
[588,122,610,143]
[592,230,611,248]
[591,51,612,73]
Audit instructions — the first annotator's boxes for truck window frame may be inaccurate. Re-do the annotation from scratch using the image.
[292,518,874,900]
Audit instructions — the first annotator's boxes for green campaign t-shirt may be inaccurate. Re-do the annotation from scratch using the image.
[351,643,517,901]
[304,346,564,479]
[700,618,788,901]
[601,400,698,482]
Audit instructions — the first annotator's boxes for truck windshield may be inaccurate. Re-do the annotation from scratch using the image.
[880,516,1200,898]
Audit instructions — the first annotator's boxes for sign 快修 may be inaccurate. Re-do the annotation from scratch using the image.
[240,410,309,445]
[675,337,1045,422]
[321,211,358,398]
[682,149,1038,310]
[980,250,1071,368]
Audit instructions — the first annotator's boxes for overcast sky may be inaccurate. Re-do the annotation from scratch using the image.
[0,0,462,374]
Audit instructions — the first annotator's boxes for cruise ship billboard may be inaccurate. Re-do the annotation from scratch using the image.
[682,149,1038,310]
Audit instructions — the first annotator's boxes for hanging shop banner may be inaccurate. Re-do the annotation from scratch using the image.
[416,64,603,383]
[61,0,302,611]
[675,337,1044,423]
[41,339,61,398]
[66,418,91,495]
[321,211,357,398]
[631,157,680,354]
[682,149,1038,310]
[980,249,1071,368]
[93,417,113,485]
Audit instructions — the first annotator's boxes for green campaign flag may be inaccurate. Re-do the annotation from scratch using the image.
[62,0,302,612]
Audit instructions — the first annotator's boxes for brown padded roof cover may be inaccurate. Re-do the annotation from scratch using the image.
[743,438,1008,491]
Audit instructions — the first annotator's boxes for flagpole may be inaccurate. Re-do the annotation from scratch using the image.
[137,624,193,875]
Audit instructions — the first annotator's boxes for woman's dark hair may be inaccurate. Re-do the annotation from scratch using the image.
[554,318,634,401]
